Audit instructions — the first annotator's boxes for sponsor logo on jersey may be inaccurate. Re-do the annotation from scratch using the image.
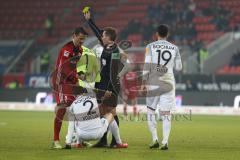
[64,50,70,57]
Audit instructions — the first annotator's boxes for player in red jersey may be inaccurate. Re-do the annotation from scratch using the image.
[121,71,138,121]
[51,27,88,149]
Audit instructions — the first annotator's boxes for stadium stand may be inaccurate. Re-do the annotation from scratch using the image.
[0,0,239,42]
[217,51,240,74]
[0,0,240,75]
[0,0,75,40]
[0,0,123,73]
[0,41,27,74]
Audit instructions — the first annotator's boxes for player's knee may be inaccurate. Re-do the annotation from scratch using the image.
[104,113,114,123]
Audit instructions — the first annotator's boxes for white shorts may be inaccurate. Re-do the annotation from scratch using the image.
[77,118,109,141]
[146,89,176,112]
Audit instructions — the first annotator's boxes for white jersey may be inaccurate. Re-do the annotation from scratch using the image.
[69,95,102,131]
[66,95,109,143]
[143,40,182,86]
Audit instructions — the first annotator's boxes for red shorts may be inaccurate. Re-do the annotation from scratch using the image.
[54,93,75,105]
[122,90,137,100]
[54,84,76,105]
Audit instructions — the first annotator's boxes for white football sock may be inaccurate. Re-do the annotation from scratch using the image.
[109,120,122,144]
[161,115,171,145]
[65,121,75,144]
[147,108,158,142]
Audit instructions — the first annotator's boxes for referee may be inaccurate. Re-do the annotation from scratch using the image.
[83,10,128,148]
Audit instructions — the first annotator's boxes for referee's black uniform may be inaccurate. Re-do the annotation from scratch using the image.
[86,17,124,147]
[87,18,124,107]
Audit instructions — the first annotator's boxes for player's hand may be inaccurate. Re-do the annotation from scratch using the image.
[140,85,147,96]
[83,11,91,20]
[77,72,86,80]
[120,52,128,61]
[103,90,112,99]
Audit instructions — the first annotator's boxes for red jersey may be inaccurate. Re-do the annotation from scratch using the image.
[52,41,83,104]
[55,41,82,84]
[122,72,137,92]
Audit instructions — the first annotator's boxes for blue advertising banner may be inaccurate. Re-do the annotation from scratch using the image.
[25,74,50,88]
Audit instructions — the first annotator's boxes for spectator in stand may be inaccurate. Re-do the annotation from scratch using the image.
[44,14,54,37]
[122,0,235,56]
[120,19,142,40]
[141,19,155,42]
[185,9,195,23]
[208,4,232,31]
[128,19,141,34]
[187,23,197,39]
[186,79,198,91]
[190,39,203,52]
[230,51,240,67]
[147,5,155,18]
[198,47,209,72]
[147,1,160,20]
[188,0,196,12]
[40,50,50,73]
[6,79,21,89]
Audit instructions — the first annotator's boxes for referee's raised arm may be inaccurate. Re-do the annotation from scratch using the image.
[83,11,103,45]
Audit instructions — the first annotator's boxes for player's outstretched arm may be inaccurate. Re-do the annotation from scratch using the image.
[83,9,103,45]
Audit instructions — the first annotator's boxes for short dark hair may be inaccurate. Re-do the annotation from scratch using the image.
[73,27,88,36]
[103,27,117,41]
[157,24,169,37]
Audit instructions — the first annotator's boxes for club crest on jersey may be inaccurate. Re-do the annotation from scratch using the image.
[64,50,70,57]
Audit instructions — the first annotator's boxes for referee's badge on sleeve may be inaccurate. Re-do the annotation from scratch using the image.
[112,52,120,59]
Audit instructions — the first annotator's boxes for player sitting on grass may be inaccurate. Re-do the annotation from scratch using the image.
[64,94,124,149]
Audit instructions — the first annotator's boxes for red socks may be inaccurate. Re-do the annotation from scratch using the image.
[54,107,66,141]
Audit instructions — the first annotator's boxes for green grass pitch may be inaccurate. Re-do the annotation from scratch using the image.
[0,110,240,160]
